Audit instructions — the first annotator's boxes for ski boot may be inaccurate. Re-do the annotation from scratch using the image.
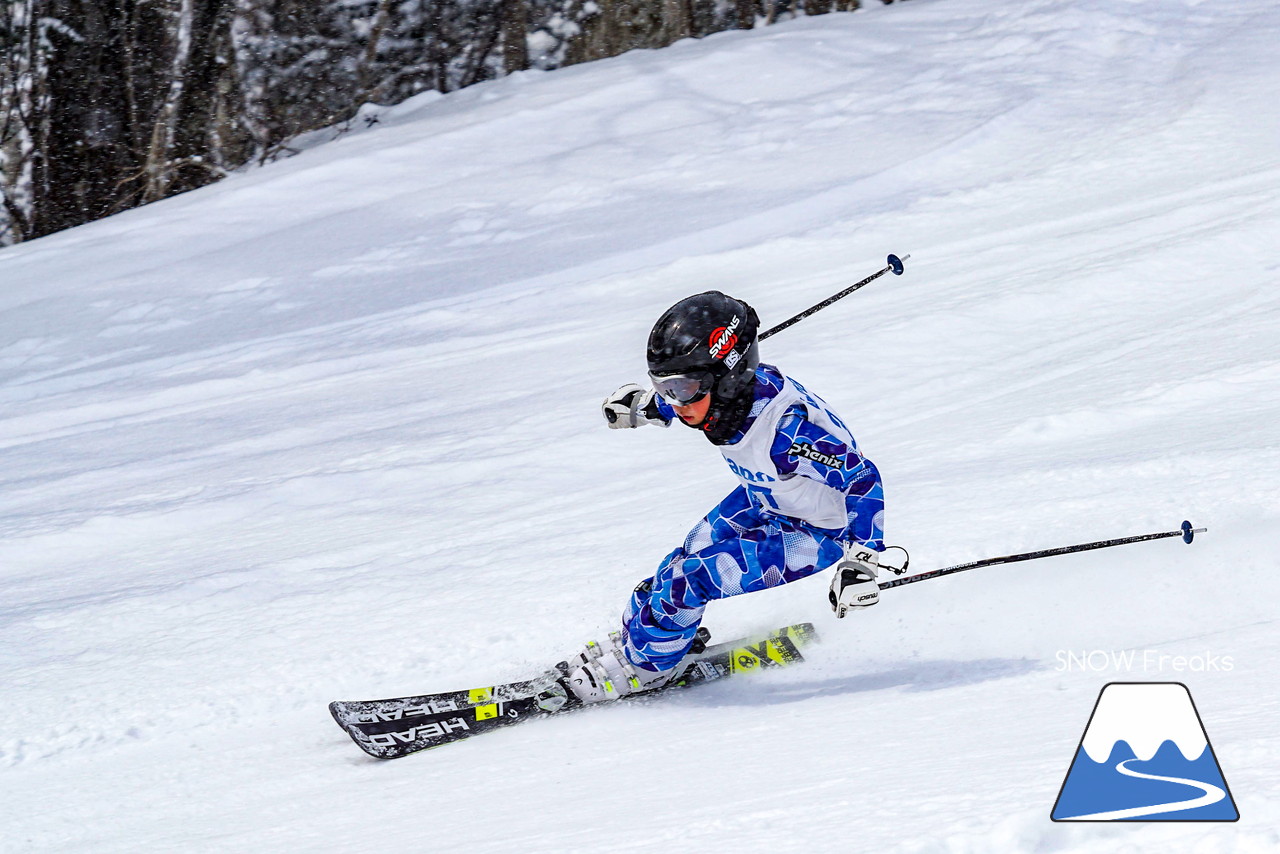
[557,628,710,705]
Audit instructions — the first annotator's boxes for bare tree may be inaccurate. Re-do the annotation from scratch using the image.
[569,0,695,63]
[502,0,530,74]
[2,0,868,246]
[144,0,195,202]
[0,1,40,242]
[3,0,246,240]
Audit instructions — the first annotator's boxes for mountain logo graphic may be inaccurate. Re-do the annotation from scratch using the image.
[1052,682,1239,821]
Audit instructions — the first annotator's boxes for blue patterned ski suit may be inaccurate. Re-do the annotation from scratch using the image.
[622,364,884,670]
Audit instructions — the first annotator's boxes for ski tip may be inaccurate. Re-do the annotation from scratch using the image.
[887,253,906,275]
[1181,520,1206,544]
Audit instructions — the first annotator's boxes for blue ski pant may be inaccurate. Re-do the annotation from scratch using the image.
[621,483,885,671]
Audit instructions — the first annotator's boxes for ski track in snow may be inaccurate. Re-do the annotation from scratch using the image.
[2,0,1279,850]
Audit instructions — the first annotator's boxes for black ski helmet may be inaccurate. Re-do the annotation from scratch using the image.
[647,291,760,416]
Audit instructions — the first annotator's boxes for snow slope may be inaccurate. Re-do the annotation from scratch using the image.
[3,0,1279,849]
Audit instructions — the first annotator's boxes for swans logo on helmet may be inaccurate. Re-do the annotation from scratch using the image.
[708,317,741,361]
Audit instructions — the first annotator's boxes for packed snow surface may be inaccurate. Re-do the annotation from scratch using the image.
[2,0,1278,850]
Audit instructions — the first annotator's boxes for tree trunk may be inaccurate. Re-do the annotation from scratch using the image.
[661,0,692,43]
[358,0,395,99]
[172,0,249,187]
[30,0,132,237]
[502,0,529,75]
[143,0,194,202]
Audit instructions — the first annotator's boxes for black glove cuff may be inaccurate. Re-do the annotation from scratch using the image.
[640,394,669,425]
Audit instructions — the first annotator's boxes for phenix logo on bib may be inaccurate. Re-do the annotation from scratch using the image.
[787,441,846,470]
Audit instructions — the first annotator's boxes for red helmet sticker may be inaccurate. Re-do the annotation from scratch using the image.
[708,316,741,360]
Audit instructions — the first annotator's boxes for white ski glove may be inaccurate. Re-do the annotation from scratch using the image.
[602,383,669,429]
[829,546,881,618]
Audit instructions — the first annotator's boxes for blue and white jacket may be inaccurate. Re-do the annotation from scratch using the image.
[658,364,883,539]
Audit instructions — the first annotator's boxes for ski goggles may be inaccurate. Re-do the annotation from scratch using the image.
[649,371,714,406]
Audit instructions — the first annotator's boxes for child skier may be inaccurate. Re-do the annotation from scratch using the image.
[563,291,886,704]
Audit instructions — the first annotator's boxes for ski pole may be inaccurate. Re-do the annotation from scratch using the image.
[760,253,909,341]
[878,521,1206,591]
